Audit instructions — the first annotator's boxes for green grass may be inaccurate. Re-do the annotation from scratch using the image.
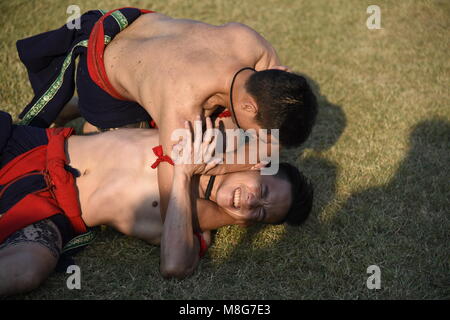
[1,0,449,299]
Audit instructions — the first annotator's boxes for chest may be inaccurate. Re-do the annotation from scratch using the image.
[78,164,159,223]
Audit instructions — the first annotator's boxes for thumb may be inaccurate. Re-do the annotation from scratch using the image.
[251,160,270,170]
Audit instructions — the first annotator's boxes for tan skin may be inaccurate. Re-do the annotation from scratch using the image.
[104,13,288,225]
[58,12,289,225]
[0,120,292,295]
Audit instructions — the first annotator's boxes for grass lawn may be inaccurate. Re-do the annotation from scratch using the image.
[0,0,449,299]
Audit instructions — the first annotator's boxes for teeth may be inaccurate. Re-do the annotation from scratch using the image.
[233,188,241,208]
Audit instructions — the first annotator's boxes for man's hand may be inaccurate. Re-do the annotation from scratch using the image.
[160,116,229,279]
[172,116,221,176]
[172,116,268,177]
[204,161,268,176]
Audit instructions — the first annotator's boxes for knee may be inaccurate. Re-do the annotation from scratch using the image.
[18,250,56,289]
[0,249,57,296]
[14,268,47,294]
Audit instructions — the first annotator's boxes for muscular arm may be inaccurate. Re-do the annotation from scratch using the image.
[159,177,248,279]
[157,105,200,223]
[196,198,251,230]
[159,119,220,279]
[160,169,201,279]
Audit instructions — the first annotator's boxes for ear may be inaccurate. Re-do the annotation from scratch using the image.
[242,95,258,115]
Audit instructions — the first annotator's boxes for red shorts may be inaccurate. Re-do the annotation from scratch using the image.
[0,126,86,244]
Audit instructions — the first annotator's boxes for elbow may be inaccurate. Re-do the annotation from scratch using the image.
[160,263,194,280]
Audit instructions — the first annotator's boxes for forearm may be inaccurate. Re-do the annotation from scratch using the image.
[160,169,199,279]
[196,199,236,230]
[157,163,174,223]
[205,141,270,176]
[157,109,201,223]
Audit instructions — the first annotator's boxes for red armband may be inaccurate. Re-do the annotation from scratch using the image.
[194,232,208,258]
[150,145,174,169]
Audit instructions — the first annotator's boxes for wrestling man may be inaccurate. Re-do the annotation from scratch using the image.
[16,7,318,224]
[0,112,313,296]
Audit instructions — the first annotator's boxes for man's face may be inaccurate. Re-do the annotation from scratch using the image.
[232,103,261,132]
[230,74,261,132]
[215,171,292,225]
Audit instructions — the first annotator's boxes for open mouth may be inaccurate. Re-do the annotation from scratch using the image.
[232,187,241,209]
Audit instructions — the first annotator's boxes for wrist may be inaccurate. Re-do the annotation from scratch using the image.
[173,166,192,180]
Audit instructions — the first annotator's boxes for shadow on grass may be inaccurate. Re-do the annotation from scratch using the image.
[323,118,450,298]
[4,74,349,299]
[206,74,348,298]
[215,118,449,299]
[300,73,347,152]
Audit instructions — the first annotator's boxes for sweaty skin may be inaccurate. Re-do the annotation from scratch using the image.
[101,12,284,222]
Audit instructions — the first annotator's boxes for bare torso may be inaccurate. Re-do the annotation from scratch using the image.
[100,13,281,226]
[66,129,163,244]
[103,12,280,120]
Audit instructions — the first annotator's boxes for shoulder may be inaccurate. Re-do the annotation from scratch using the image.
[222,23,278,68]
[223,22,264,42]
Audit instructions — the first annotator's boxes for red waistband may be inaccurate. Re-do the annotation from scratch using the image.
[87,8,154,101]
[45,128,86,234]
[0,128,86,243]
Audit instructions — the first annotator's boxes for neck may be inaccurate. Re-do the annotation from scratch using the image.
[198,174,223,202]
[197,174,238,230]
[230,68,256,128]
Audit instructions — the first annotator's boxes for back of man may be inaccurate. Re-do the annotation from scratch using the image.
[103,12,278,122]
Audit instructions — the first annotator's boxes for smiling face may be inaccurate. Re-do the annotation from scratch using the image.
[212,170,292,225]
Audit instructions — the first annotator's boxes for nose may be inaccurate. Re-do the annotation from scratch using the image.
[244,191,261,209]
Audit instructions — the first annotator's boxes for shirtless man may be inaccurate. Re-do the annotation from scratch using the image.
[16,7,318,224]
[0,112,313,296]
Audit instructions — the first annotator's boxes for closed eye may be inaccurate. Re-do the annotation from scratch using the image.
[260,184,268,200]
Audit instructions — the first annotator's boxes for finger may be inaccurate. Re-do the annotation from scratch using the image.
[204,157,221,173]
[202,126,217,163]
[184,122,192,149]
[184,120,192,137]
[205,163,254,175]
[203,118,213,144]
[172,142,181,153]
[206,116,213,132]
[184,121,193,163]
[251,160,270,170]
[193,116,203,163]
[171,143,183,163]
[194,115,202,144]
[204,134,217,162]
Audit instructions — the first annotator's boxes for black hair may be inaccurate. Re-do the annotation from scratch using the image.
[246,70,318,147]
[274,162,314,226]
